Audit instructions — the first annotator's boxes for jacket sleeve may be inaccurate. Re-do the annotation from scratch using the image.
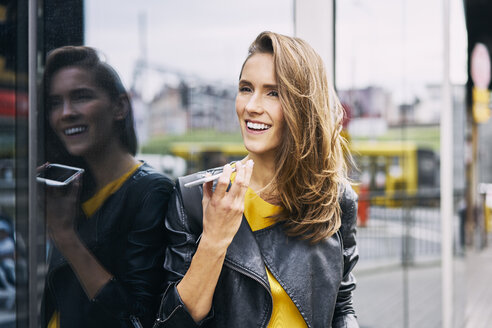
[154,186,214,328]
[93,175,173,328]
[332,185,360,328]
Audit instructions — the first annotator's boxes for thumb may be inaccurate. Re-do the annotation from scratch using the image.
[37,162,50,173]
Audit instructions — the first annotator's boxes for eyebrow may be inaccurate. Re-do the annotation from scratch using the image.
[238,79,278,89]
[70,87,95,94]
[49,87,94,97]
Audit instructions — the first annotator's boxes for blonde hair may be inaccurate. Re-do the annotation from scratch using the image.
[243,31,352,243]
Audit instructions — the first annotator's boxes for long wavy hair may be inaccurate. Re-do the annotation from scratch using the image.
[242,31,352,243]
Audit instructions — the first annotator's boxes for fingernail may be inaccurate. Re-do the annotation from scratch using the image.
[224,164,231,170]
[246,159,254,167]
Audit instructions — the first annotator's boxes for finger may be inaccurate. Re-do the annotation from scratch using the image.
[228,161,245,195]
[243,159,254,188]
[70,174,82,198]
[212,164,233,199]
[36,162,50,173]
[202,179,213,205]
[235,159,254,198]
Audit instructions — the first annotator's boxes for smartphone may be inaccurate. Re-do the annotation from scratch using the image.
[36,163,84,187]
[184,167,236,188]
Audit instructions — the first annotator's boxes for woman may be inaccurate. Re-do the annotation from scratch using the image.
[41,46,173,328]
[155,31,359,328]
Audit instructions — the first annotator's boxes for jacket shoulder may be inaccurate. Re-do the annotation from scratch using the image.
[133,163,173,184]
[338,184,358,245]
[339,184,358,222]
[127,163,174,194]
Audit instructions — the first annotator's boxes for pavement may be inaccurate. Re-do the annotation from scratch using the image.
[464,243,492,328]
[353,237,492,328]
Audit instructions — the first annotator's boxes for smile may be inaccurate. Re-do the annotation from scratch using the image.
[246,121,271,131]
[64,126,87,136]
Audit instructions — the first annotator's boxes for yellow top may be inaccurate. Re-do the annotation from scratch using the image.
[82,162,142,217]
[48,162,142,328]
[243,186,308,328]
[47,312,59,328]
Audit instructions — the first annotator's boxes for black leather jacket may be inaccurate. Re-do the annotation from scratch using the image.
[44,163,173,328]
[154,170,359,328]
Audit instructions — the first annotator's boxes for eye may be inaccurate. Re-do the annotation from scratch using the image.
[239,86,252,93]
[72,90,95,102]
[48,97,62,110]
[268,90,279,97]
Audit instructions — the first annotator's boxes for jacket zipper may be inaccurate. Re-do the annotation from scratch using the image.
[223,259,273,327]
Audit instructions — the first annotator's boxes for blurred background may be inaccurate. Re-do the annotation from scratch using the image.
[1,0,492,327]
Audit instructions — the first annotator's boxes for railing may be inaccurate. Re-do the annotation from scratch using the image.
[355,191,464,271]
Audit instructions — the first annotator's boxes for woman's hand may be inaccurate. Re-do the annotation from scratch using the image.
[43,170,82,246]
[40,165,113,299]
[176,160,254,322]
[201,160,254,252]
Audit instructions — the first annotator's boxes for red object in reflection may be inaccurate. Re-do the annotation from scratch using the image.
[0,89,28,117]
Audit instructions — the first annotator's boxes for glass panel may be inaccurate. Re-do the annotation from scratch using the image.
[0,14,16,319]
[0,0,29,326]
[336,0,467,326]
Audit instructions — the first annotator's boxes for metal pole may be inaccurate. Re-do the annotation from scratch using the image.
[294,0,335,86]
[441,0,453,326]
[28,0,39,327]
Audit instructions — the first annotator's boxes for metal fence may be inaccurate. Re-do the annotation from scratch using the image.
[355,193,464,271]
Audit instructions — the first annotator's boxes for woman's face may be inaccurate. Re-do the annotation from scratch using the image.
[236,53,284,159]
[48,67,119,158]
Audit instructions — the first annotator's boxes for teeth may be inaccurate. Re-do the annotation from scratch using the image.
[64,126,87,136]
[247,121,271,130]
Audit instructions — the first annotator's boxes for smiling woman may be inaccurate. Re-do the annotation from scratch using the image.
[41,46,174,328]
[155,31,359,328]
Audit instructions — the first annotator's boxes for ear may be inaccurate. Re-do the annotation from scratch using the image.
[112,94,129,121]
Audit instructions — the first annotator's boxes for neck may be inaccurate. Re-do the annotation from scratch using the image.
[243,152,276,193]
[84,142,138,190]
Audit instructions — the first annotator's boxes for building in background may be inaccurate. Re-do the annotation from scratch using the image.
[146,77,236,137]
[338,86,394,119]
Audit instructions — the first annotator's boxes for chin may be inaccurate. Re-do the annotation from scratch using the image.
[243,141,261,154]
[243,144,276,158]
[65,145,89,158]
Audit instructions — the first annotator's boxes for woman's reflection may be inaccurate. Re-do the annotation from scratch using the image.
[41,46,173,328]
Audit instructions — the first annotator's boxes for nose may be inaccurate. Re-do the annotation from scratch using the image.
[60,100,78,119]
[245,93,264,115]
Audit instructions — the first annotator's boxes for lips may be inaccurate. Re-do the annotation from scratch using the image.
[64,125,88,136]
[246,120,271,131]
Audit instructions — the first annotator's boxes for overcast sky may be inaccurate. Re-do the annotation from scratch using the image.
[85,0,467,103]
[85,0,293,98]
[336,0,467,102]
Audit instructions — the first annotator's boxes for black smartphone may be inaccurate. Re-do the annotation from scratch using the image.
[36,163,84,187]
